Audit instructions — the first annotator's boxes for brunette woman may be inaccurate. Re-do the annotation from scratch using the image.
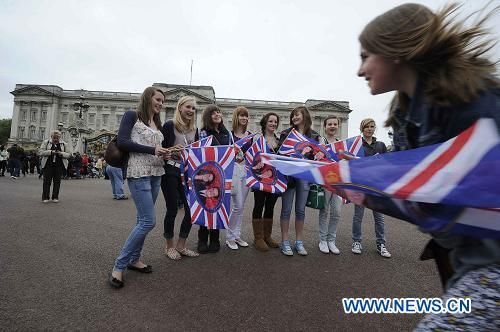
[278,106,320,256]
[109,86,168,289]
[358,3,500,329]
[197,104,233,253]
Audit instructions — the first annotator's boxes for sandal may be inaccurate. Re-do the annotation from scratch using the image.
[177,248,200,257]
[165,248,181,260]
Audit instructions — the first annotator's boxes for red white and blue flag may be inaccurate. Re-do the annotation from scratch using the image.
[245,136,287,193]
[234,133,256,156]
[326,135,365,161]
[262,119,500,238]
[185,146,235,229]
[180,136,214,192]
[278,128,334,162]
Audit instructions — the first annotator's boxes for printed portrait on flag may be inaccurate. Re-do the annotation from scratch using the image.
[185,146,235,229]
[278,128,334,161]
[246,136,287,193]
[251,153,276,185]
[193,161,224,213]
[294,141,332,162]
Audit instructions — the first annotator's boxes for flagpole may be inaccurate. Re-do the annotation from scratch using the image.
[190,59,193,85]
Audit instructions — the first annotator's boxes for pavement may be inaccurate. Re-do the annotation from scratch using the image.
[0,175,442,331]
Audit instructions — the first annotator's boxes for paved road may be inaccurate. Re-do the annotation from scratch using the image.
[0,175,442,331]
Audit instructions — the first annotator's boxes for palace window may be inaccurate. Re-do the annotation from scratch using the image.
[20,109,27,121]
[41,111,47,122]
[39,127,46,139]
[18,126,25,138]
[29,126,36,139]
[116,114,122,125]
[102,114,109,126]
[89,114,96,124]
[31,110,37,122]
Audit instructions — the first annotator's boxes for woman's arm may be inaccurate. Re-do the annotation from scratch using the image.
[117,111,155,155]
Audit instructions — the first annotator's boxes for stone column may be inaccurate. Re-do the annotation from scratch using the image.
[10,100,21,140]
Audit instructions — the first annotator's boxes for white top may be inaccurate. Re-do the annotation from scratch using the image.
[127,120,165,178]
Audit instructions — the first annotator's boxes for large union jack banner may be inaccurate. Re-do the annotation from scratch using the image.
[245,136,287,193]
[326,135,365,161]
[185,146,235,229]
[261,119,500,238]
[277,128,333,162]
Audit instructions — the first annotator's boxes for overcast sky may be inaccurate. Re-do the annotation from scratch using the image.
[1,0,498,143]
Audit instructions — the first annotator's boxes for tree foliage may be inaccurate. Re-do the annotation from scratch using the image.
[0,119,12,145]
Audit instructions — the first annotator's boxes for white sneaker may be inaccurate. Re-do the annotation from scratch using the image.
[42,200,49,203]
[328,241,340,255]
[352,242,362,254]
[225,240,238,250]
[378,244,392,258]
[52,199,59,203]
[234,238,249,247]
[319,241,329,254]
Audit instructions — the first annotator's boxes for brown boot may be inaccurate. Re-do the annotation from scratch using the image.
[252,219,269,252]
[263,218,279,248]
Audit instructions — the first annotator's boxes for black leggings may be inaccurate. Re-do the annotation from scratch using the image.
[161,166,192,239]
[252,190,279,219]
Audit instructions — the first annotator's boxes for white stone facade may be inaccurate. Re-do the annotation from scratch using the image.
[9,83,352,153]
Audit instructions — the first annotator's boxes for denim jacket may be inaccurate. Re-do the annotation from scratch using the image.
[392,81,500,288]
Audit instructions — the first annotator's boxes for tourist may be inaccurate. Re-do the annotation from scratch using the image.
[38,130,71,202]
[278,106,320,256]
[109,86,168,289]
[357,3,499,329]
[160,96,199,260]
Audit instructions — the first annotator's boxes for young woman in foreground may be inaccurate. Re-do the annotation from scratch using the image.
[358,3,499,329]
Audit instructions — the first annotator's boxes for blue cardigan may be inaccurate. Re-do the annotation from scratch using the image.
[117,111,156,155]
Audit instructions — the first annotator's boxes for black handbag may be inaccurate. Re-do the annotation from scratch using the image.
[104,137,128,168]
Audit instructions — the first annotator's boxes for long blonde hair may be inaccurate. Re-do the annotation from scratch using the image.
[359,3,499,127]
[173,96,197,131]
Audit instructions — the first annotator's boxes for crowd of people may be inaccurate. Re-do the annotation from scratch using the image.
[0,143,108,181]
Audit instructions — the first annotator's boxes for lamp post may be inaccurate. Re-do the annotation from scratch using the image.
[73,95,90,119]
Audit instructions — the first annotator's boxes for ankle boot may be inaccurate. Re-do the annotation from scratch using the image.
[252,219,269,252]
[263,218,279,248]
[197,227,209,254]
[208,229,220,253]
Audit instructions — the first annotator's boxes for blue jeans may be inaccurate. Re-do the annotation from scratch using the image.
[113,176,161,272]
[318,191,341,242]
[352,204,386,245]
[280,179,309,222]
[106,165,125,198]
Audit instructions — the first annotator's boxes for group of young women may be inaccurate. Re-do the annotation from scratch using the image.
[108,2,499,329]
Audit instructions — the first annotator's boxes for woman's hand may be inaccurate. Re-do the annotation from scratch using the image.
[155,146,169,157]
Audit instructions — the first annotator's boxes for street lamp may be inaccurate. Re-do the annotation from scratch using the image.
[73,95,90,119]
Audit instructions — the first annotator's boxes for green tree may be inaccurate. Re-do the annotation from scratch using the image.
[0,119,12,145]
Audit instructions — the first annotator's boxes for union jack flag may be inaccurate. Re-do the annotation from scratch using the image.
[180,136,214,193]
[278,128,333,161]
[262,119,500,238]
[185,146,235,229]
[234,133,256,156]
[245,136,287,193]
[326,135,365,161]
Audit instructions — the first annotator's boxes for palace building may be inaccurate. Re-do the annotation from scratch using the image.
[9,83,353,155]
